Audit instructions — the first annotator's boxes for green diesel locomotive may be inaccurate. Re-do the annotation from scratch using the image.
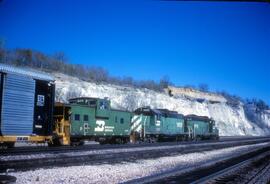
[185,114,219,140]
[131,107,185,142]
[131,107,219,143]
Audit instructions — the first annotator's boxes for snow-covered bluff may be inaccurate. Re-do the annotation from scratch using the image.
[54,73,270,136]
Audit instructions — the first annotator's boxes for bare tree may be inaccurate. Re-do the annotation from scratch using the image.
[0,38,6,63]
[1,47,180,92]
[53,52,68,63]
[123,93,138,111]
[0,38,5,49]
[198,83,209,92]
[65,86,82,102]
[159,75,171,89]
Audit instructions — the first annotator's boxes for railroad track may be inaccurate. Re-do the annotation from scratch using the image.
[131,143,270,184]
[1,138,270,173]
[1,136,269,156]
[0,139,217,156]
[192,150,270,184]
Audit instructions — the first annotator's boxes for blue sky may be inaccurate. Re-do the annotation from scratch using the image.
[0,0,270,104]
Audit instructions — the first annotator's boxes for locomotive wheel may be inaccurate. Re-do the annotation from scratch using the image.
[99,141,106,145]
[117,138,128,144]
[99,139,108,145]
[48,137,62,147]
[6,142,15,148]
[48,134,64,147]
[70,141,83,146]
[0,142,15,149]
[78,141,84,146]
[0,175,17,184]
[145,137,157,143]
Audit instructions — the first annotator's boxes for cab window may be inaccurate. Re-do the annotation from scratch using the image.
[74,114,80,121]
[84,115,89,121]
[87,100,97,107]
[99,101,109,110]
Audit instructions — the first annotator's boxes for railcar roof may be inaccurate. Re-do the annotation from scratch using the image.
[134,107,184,118]
[69,97,101,101]
[156,108,179,115]
[0,63,54,81]
[111,108,132,113]
[185,114,212,121]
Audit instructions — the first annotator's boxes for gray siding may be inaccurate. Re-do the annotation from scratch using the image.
[1,73,35,135]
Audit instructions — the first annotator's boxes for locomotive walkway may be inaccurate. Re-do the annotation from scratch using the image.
[0,137,270,173]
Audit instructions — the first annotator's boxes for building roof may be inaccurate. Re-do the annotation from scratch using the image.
[0,64,54,81]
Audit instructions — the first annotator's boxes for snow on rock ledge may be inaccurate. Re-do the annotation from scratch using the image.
[165,86,227,103]
[54,73,270,136]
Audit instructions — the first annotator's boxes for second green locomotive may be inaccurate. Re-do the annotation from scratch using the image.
[131,107,218,143]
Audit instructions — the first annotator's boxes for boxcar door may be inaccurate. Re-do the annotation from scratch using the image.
[33,80,54,136]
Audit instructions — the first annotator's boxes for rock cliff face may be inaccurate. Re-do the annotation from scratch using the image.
[165,86,227,103]
[54,73,270,136]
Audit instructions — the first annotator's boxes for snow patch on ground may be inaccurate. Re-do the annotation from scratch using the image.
[9,143,270,184]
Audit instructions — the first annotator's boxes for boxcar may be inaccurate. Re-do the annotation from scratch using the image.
[53,97,132,145]
[131,107,186,142]
[0,64,55,148]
